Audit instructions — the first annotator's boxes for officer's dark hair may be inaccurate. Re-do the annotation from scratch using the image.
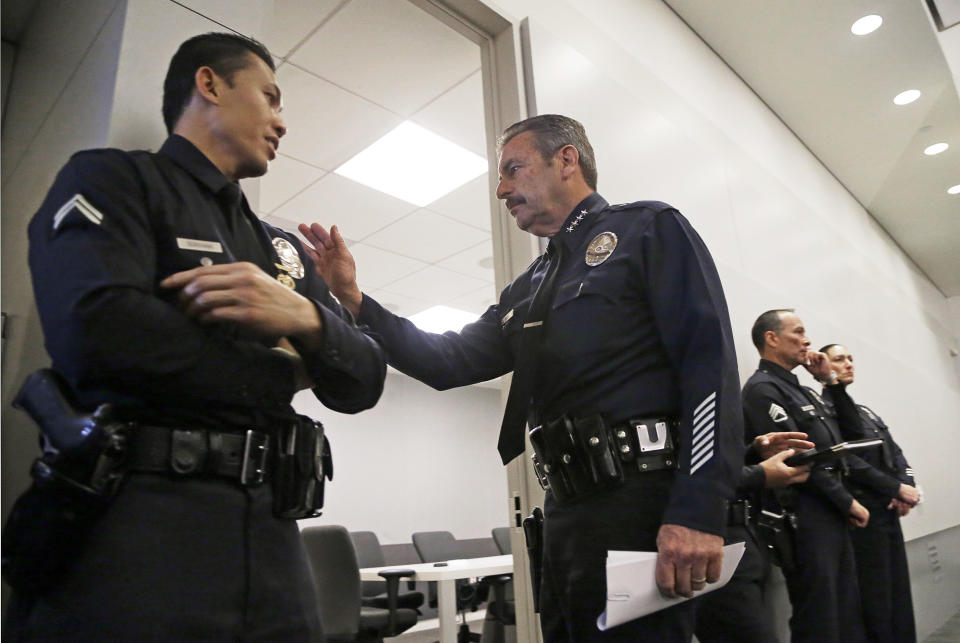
[751,309,794,352]
[819,343,840,355]
[498,114,598,190]
[163,32,275,134]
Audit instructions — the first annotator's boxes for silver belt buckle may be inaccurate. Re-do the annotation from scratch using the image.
[634,420,668,452]
[240,429,270,485]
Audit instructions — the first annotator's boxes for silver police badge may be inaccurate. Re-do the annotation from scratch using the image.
[585,232,618,266]
[272,237,304,279]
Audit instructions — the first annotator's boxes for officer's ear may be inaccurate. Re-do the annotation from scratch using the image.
[556,144,581,179]
[764,329,780,349]
[194,66,223,105]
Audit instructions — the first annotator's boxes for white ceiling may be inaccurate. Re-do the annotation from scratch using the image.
[6,0,956,302]
[664,0,960,297]
[233,0,497,320]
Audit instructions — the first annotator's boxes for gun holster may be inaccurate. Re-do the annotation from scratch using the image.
[2,369,130,594]
[271,416,333,519]
[755,510,798,573]
[522,507,544,613]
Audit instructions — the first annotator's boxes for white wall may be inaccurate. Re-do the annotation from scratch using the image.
[295,371,507,543]
[488,0,960,539]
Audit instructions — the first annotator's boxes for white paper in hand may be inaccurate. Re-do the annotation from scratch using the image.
[597,541,745,631]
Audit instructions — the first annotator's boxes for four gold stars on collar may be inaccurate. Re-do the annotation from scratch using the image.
[566,209,590,233]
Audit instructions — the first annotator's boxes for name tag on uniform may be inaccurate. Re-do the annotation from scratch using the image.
[800,405,814,411]
[501,309,514,326]
[177,238,223,253]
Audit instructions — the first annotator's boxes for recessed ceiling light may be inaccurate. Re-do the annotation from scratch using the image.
[408,305,480,333]
[893,89,921,105]
[948,184,960,195]
[924,143,949,156]
[334,121,487,207]
[851,15,883,35]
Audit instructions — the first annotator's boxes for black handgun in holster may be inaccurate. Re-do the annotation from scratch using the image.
[3,369,131,594]
[522,507,544,613]
[755,509,798,573]
[271,416,333,519]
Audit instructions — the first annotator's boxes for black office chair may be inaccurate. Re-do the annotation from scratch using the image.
[301,525,418,643]
[491,527,511,555]
[413,531,484,642]
[486,528,516,643]
[413,531,514,643]
[350,530,425,612]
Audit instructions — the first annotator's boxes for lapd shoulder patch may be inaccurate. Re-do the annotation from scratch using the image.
[768,403,788,423]
[52,194,103,231]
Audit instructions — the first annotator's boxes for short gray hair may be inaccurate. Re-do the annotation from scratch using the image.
[498,114,597,190]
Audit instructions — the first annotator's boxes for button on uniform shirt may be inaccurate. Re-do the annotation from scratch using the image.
[358,193,741,535]
[742,360,901,514]
[28,135,386,430]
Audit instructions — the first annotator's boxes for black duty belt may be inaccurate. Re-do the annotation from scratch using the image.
[127,425,271,486]
[728,499,751,527]
[529,414,678,503]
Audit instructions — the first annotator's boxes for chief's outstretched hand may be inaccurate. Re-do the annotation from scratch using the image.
[299,223,362,317]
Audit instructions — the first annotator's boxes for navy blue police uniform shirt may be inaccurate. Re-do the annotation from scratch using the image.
[822,387,916,512]
[854,404,914,487]
[742,360,901,515]
[359,193,742,536]
[28,134,386,430]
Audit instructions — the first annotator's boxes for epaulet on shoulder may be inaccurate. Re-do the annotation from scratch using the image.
[68,147,150,168]
[606,200,676,214]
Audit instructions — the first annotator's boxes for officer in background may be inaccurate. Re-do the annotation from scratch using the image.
[695,430,814,643]
[8,33,386,640]
[741,309,918,643]
[302,114,742,641]
[821,343,919,643]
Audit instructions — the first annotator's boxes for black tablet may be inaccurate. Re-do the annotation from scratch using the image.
[783,438,885,467]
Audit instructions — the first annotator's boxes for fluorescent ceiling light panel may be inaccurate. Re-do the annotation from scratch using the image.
[335,121,487,207]
[408,304,479,334]
[851,15,882,35]
[948,184,960,195]
[893,89,921,105]
[924,143,949,156]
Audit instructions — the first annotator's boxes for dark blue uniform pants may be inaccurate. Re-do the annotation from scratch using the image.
[851,502,916,643]
[694,526,779,643]
[783,491,865,643]
[5,474,323,642]
[539,470,696,642]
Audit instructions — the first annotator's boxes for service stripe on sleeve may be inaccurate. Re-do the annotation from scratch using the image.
[690,391,716,474]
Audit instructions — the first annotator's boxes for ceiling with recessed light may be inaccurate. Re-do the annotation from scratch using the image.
[3,0,958,301]
[246,0,497,322]
[664,0,960,297]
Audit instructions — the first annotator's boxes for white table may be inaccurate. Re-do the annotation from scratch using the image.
[359,554,514,642]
